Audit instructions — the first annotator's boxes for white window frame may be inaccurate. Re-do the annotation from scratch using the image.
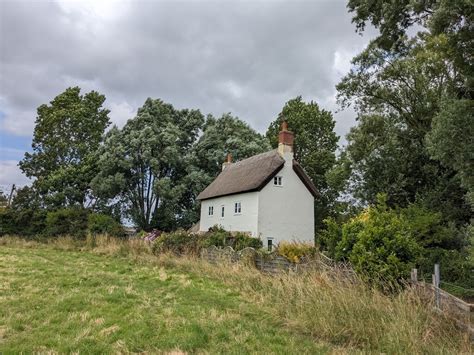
[234,201,241,215]
[273,175,283,186]
[220,205,225,218]
[208,206,214,216]
[267,237,274,251]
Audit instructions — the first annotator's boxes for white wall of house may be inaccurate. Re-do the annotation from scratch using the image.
[257,152,315,247]
[199,191,259,236]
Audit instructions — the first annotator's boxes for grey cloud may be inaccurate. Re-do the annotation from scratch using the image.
[1,0,374,138]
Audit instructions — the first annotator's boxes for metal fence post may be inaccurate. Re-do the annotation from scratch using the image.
[434,263,440,308]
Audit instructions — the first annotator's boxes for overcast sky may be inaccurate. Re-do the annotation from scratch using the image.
[0,0,375,189]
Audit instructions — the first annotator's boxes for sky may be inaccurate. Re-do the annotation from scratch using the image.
[0,0,376,190]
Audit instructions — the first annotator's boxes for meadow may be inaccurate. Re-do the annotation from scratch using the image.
[0,236,470,354]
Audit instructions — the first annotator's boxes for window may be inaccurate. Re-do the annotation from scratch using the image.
[221,205,225,218]
[273,176,283,186]
[267,238,273,251]
[234,202,241,214]
[208,206,214,216]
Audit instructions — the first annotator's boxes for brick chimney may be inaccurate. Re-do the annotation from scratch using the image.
[222,153,232,171]
[278,120,294,158]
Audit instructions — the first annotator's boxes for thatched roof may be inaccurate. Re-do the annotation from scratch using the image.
[197,149,319,200]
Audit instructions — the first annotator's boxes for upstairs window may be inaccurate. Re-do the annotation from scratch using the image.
[221,205,225,218]
[273,176,283,186]
[208,206,214,216]
[234,202,241,214]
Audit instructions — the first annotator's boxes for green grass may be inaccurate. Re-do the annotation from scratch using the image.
[0,243,329,353]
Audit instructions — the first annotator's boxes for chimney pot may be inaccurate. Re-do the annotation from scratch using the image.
[278,120,294,156]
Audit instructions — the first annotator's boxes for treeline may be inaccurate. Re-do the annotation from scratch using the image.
[1,1,472,291]
[0,91,338,234]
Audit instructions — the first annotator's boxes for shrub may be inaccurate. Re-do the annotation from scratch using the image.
[233,232,262,250]
[152,230,202,256]
[201,226,228,248]
[0,207,47,236]
[45,207,89,238]
[277,241,317,263]
[87,213,125,237]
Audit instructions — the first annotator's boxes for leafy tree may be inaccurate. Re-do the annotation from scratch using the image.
[426,99,474,207]
[19,87,110,207]
[336,35,471,226]
[92,98,204,231]
[266,97,339,235]
[193,113,271,178]
[347,0,473,93]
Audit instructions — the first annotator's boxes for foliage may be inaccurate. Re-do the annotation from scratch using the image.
[194,113,271,178]
[87,213,125,237]
[92,98,205,231]
[426,98,474,207]
[200,226,227,248]
[0,208,47,236]
[321,196,473,286]
[45,207,89,238]
[19,87,110,207]
[233,232,263,251]
[266,96,339,235]
[277,241,316,263]
[152,230,202,256]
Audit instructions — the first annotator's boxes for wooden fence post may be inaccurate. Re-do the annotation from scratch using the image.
[411,268,418,283]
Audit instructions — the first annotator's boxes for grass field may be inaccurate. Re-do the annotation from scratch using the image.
[0,243,328,353]
[0,236,471,353]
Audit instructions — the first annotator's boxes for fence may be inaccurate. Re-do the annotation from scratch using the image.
[200,245,355,276]
[411,267,474,341]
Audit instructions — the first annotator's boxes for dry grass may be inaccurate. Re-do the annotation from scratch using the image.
[1,235,471,353]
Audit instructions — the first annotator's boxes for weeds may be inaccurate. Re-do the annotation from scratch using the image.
[1,235,470,353]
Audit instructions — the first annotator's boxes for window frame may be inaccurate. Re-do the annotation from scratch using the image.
[234,201,242,215]
[220,205,225,218]
[267,238,274,251]
[208,205,214,216]
[273,175,283,186]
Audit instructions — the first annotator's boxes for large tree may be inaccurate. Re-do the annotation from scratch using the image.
[19,87,110,207]
[266,97,339,236]
[92,98,205,231]
[194,113,271,178]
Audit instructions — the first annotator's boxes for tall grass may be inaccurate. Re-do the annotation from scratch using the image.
[1,235,470,353]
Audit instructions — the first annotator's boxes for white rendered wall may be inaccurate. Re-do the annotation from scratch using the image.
[258,152,315,246]
[199,192,259,237]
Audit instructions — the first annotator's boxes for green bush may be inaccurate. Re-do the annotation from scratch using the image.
[152,230,202,256]
[87,213,125,237]
[233,232,263,250]
[201,226,228,248]
[45,207,89,237]
[0,207,47,236]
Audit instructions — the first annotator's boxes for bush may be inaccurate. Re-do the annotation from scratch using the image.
[0,207,47,236]
[45,207,89,238]
[201,226,228,248]
[87,213,125,237]
[277,241,316,263]
[233,232,263,250]
[152,230,202,256]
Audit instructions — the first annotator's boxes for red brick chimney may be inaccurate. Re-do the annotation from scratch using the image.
[222,153,232,171]
[278,120,294,156]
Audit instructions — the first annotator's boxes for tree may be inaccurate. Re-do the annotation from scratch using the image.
[426,99,474,207]
[19,87,110,207]
[266,97,339,236]
[194,113,271,178]
[92,98,204,231]
[347,0,473,94]
[336,36,471,226]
